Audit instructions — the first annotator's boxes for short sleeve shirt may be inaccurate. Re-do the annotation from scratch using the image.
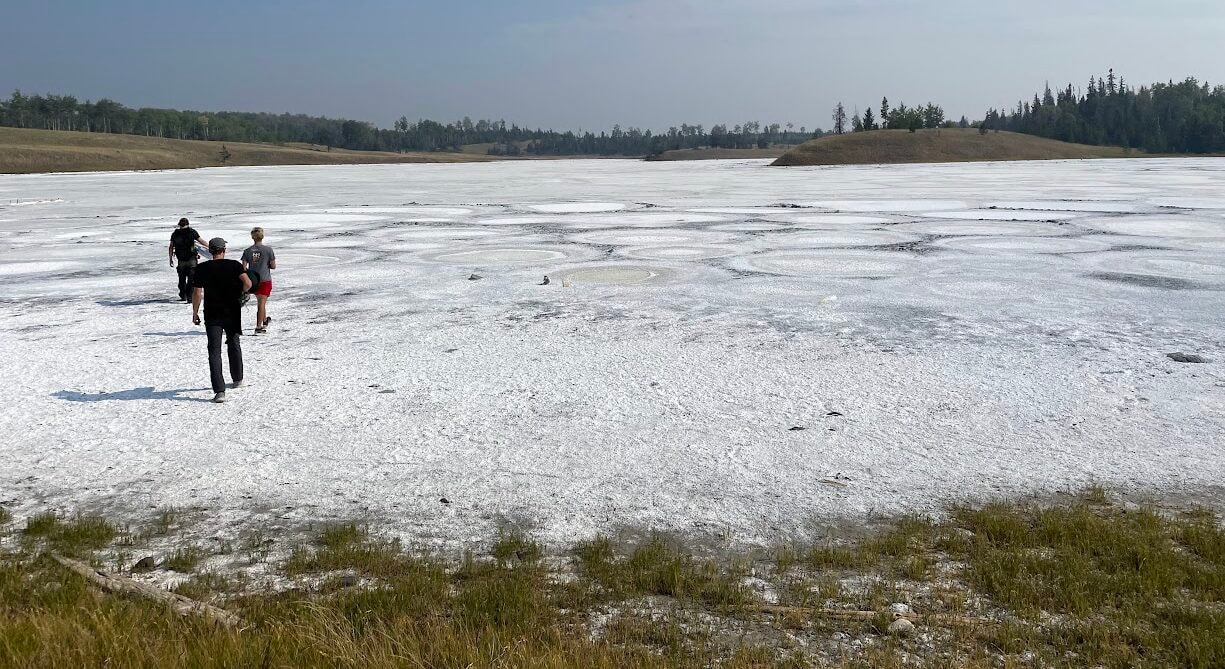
[241,244,275,284]
[191,259,245,323]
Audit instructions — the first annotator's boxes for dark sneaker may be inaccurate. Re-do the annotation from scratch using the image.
[254,328,266,335]
[212,392,227,403]
[230,379,243,389]
[263,316,272,327]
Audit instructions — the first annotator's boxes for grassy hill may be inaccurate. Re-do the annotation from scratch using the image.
[0,127,493,174]
[645,146,793,161]
[772,128,1139,166]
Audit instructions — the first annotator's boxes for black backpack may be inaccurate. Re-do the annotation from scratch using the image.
[172,229,198,260]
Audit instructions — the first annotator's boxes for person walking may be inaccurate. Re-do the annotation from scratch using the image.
[241,226,277,334]
[192,237,251,403]
[169,218,206,302]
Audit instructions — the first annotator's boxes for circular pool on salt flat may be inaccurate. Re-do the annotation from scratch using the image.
[570,229,737,246]
[0,260,91,277]
[285,235,379,249]
[316,206,474,217]
[760,230,922,248]
[919,275,1096,304]
[620,245,739,261]
[1148,197,1225,210]
[561,265,674,285]
[1075,215,1225,238]
[733,250,921,278]
[472,216,561,226]
[686,207,806,215]
[225,213,388,229]
[986,201,1146,214]
[427,248,568,265]
[270,253,346,270]
[769,214,895,227]
[933,236,1113,254]
[917,209,1081,222]
[709,222,790,233]
[557,212,727,228]
[1081,251,1225,280]
[19,243,134,260]
[526,202,626,214]
[894,221,1072,237]
[393,227,503,241]
[798,199,968,213]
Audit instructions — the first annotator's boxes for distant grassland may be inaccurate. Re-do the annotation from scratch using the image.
[0,127,494,174]
[646,146,793,161]
[773,128,1140,166]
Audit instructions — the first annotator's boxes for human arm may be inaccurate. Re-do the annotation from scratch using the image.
[240,272,253,294]
[168,241,175,266]
[269,248,276,270]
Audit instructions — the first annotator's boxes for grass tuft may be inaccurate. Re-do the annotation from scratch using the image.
[318,522,365,550]
[492,530,542,566]
[574,534,753,608]
[22,512,59,537]
[163,547,205,573]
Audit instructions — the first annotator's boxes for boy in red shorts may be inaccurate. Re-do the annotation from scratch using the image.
[241,227,276,334]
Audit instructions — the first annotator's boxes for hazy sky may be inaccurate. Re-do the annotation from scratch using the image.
[3,0,1224,131]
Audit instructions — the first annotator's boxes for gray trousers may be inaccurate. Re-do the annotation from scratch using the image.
[205,320,243,393]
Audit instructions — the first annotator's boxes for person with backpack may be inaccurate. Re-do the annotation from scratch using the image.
[241,227,276,334]
[192,237,252,403]
[169,218,206,301]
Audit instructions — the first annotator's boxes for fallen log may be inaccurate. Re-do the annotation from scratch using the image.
[51,553,242,628]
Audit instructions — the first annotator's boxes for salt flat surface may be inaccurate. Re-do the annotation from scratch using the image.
[2,158,1225,547]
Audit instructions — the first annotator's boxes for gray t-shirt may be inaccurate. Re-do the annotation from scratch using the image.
[241,244,275,283]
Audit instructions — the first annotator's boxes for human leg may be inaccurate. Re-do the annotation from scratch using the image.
[206,323,226,394]
[255,295,269,331]
[177,264,192,300]
[226,321,244,385]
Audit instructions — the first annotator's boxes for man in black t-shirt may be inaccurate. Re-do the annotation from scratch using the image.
[192,237,252,403]
[169,218,206,301]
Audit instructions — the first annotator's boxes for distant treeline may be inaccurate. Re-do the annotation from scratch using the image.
[7,73,1221,156]
[0,91,819,157]
[980,71,1225,154]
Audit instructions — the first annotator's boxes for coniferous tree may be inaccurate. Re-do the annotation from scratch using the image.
[833,102,847,134]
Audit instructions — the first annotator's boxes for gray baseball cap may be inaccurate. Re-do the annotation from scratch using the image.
[208,237,227,253]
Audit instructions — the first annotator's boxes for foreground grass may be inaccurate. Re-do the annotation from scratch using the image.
[0,491,1221,668]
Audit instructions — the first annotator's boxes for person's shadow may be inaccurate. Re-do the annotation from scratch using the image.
[97,298,171,307]
[53,387,213,403]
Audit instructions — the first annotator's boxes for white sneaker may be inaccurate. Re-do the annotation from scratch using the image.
[212,392,227,403]
[230,380,243,389]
